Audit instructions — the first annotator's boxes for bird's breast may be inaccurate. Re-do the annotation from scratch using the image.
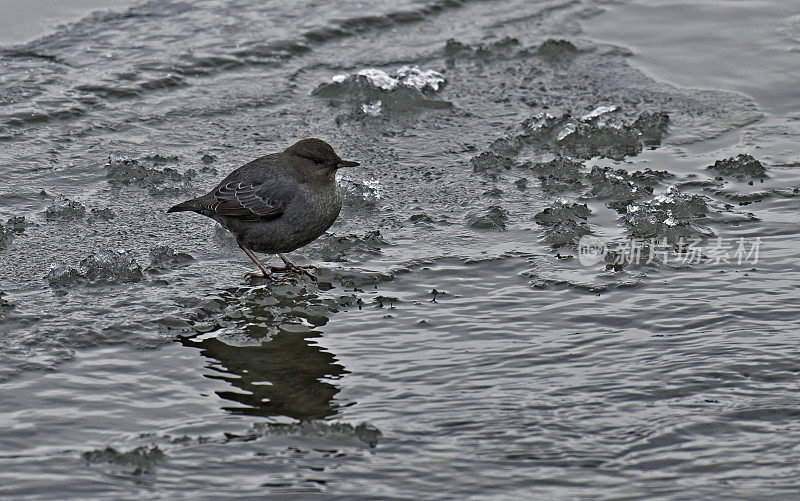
[291,182,342,234]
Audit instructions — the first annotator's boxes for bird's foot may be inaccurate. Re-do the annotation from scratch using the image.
[269,264,316,272]
[244,271,298,283]
[269,264,318,282]
[268,273,299,283]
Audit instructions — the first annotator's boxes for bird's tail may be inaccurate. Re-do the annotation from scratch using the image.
[167,199,201,213]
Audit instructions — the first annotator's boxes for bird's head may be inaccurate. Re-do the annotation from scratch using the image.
[285,138,359,179]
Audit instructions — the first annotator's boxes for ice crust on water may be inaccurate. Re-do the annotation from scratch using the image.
[530,156,584,192]
[582,105,618,121]
[536,39,579,60]
[486,111,670,161]
[396,66,446,92]
[106,154,185,185]
[340,177,383,208]
[83,446,164,475]
[361,100,382,116]
[0,216,25,250]
[586,166,672,211]
[329,66,445,92]
[466,205,508,230]
[708,154,767,180]
[44,197,87,221]
[313,65,448,114]
[309,230,386,262]
[534,201,591,247]
[146,244,194,272]
[105,153,215,194]
[622,186,711,240]
[444,37,525,60]
[470,151,524,174]
[0,227,11,250]
[47,249,143,287]
[446,37,578,62]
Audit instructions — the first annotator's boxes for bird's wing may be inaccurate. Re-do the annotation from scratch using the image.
[200,178,295,221]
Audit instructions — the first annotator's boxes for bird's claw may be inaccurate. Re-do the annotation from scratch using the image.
[269,264,318,283]
[269,273,299,283]
[300,268,318,283]
[244,271,298,283]
[269,264,316,271]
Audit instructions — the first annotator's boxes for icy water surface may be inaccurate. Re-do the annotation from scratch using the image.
[1,0,799,498]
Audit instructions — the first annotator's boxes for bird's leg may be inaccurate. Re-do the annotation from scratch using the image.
[270,253,318,282]
[238,242,296,282]
[238,242,268,278]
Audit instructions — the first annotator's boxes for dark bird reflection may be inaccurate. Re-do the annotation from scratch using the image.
[179,328,348,420]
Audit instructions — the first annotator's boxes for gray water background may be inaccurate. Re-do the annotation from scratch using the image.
[0,0,799,498]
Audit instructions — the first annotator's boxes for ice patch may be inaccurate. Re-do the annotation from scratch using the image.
[329,65,445,93]
[350,68,398,90]
[708,154,767,180]
[396,65,446,92]
[44,197,86,221]
[47,249,143,287]
[314,65,449,114]
[534,201,592,248]
[466,205,508,230]
[487,111,670,161]
[361,100,382,116]
[622,186,710,240]
[582,105,618,121]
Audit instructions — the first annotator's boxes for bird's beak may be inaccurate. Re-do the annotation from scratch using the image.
[336,160,360,168]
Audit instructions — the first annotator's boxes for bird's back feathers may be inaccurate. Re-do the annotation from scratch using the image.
[166,153,297,221]
[166,199,201,213]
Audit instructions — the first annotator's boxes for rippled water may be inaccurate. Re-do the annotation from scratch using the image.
[1,0,799,498]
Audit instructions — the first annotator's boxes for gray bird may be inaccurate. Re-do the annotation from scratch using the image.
[167,138,359,281]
